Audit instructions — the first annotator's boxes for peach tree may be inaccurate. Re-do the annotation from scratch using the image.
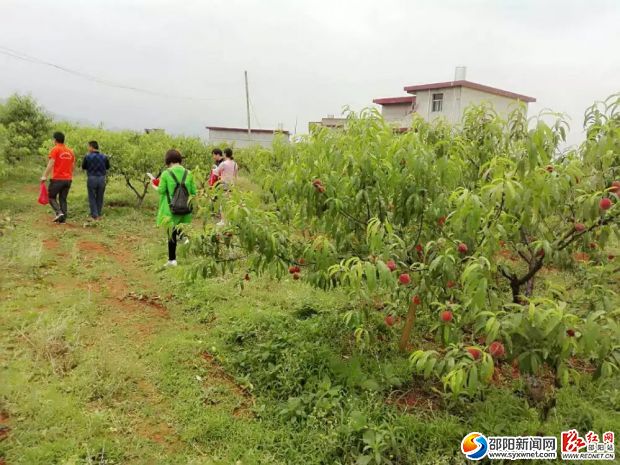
[40,124,213,206]
[189,96,620,396]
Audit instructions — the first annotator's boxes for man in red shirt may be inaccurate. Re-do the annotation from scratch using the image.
[40,132,75,223]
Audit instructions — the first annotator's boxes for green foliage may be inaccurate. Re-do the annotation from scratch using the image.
[218,312,416,464]
[189,96,620,397]
[0,94,51,162]
[38,123,214,205]
[1,170,618,465]
[410,345,495,398]
[0,125,8,179]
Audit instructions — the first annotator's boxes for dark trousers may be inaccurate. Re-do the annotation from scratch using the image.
[168,228,179,261]
[87,175,106,218]
[48,180,72,220]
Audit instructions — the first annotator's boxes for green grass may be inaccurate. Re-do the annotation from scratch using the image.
[1,168,619,464]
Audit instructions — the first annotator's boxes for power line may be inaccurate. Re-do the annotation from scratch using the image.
[249,96,263,129]
[0,45,234,102]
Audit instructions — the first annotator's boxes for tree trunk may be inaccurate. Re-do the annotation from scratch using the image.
[510,279,522,304]
[525,276,535,296]
[399,299,417,352]
[124,175,150,208]
[506,258,543,304]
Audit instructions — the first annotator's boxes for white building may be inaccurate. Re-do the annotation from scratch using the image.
[371,96,416,124]
[206,126,290,148]
[374,79,536,128]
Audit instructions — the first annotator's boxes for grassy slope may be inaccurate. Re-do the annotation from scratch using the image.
[0,169,618,465]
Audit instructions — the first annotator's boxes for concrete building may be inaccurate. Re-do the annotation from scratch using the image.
[308,116,348,132]
[371,96,415,126]
[374,78,535,128]
[206,126,290,148]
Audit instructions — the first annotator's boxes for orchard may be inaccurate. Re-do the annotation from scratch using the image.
[189,95,620,397]
[1,91,619,465]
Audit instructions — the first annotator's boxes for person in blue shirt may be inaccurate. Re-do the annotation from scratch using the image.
[81,140,110,220]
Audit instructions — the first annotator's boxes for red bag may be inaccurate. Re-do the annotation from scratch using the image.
[208,172,219,187]
[38,182,49,205]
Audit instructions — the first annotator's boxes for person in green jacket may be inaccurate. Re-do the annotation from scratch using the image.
[157,149,197,267]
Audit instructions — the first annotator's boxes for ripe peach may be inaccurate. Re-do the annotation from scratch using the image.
[489,341,505,358]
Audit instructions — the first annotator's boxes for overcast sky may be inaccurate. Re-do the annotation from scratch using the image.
[1,0,618,146]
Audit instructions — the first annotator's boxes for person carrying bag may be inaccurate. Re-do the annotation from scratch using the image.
[156,149,197,267]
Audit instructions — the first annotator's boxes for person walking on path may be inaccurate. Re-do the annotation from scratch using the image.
[82,140,110,220]
[213,147,238,226]
[208,148,223,187]
[208,148,224,219]
[156,149,197,267]
[40,131,75,223]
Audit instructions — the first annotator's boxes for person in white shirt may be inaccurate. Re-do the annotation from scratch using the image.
[213,148,238,226]
[214,148,238,189]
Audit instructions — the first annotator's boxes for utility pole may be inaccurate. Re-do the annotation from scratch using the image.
[244,70,251,136]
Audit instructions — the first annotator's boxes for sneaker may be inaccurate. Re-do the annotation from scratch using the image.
[53,213,65,223]
[164,260,178,267]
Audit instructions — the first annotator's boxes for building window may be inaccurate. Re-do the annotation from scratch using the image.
[432,93,443,112]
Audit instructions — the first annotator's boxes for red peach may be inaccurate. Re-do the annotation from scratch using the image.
[466,347,482,360]
[489,341,505,358]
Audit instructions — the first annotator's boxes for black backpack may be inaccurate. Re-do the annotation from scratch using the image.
[167,169,193,215]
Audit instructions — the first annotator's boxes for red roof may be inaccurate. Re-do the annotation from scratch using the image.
[373,96,416,105]
[403,80,536,103]
[206,126,290,135]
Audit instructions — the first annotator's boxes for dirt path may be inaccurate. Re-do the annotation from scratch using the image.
[0,186,252,464]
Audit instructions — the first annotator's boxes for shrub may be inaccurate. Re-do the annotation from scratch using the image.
[0,94,51,162]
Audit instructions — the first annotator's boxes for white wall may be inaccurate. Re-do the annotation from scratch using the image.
[413,86,530,125]
[413,87,462,124]
[208,129,289,148]
[459,87,528,120]
[381,103,414,123]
